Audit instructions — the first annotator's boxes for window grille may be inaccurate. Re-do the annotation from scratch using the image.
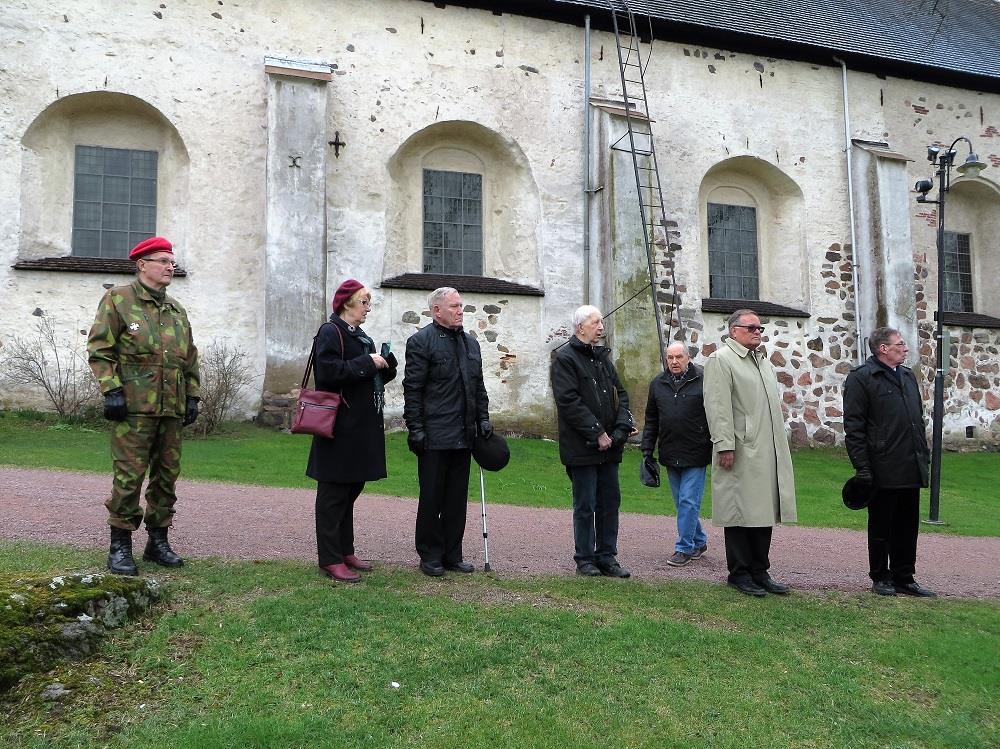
[422,169,482,276]
[72,145,158,258]
[942,231,973,313]
[707,202,758,300]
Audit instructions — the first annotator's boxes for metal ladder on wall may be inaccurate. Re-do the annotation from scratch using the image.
[607,0,680,358]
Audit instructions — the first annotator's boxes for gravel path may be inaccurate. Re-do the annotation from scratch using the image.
[2,466,997,599]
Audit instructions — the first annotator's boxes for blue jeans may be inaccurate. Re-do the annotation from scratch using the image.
[667,466,708,555]
[568,463,621,566]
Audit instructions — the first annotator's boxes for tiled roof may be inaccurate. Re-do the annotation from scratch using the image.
[940,311,1000,329]
[441,0,1000,89]
[11,256,188,276]
[701,298,811,318]
[381,273,544,296]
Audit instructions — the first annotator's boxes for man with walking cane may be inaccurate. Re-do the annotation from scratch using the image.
[403,287,493,577]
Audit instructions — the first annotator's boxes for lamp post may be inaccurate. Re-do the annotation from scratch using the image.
[914,137,987,524]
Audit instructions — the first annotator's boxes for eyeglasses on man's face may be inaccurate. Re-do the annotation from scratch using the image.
[142,257,178,268]
[734,325,765,333]
[885,341,907,348]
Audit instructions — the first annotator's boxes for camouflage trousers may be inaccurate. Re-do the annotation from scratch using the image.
[107,415,184,530]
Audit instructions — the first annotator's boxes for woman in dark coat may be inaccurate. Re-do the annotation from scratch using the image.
[306,279,397,582]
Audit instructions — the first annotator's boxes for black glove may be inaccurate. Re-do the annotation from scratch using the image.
[182,397,200,427]
[610,428,629,447]
[103,388,127,422]
[385,351,398,369]
[478,420,494,440]
[407,431,427,456]
[855,467,873,484]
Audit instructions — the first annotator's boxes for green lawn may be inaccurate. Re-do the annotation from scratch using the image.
[1,540,997,749]
[1,411,997,535]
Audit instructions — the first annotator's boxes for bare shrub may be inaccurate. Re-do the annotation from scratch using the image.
[191,339,258,436]
[0,315,101,421]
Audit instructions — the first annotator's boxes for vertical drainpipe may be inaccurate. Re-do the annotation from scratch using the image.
[583,14,591,304]
[833,56,865,364]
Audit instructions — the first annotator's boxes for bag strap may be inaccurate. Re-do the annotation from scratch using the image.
[300,322,346,389]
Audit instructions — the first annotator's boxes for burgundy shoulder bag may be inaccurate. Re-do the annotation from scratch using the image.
[290,323,346,438]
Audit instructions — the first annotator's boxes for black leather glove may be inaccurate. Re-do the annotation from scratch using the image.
[478,420,494,440]
[182,396,200,426]
[855,467,873,483]
[611,428,629,447]
[103,388,127,422]
[385,352,398,369]
[407,431,427,456]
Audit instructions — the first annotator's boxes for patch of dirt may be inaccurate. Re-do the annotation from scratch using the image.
[1,466,997,599]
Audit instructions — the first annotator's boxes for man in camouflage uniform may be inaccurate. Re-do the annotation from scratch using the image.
[88,236,200,575]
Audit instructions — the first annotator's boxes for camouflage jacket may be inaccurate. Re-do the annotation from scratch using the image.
[87,280,200,417]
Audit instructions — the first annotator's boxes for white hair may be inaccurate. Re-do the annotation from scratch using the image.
[427,287,459,310]
[572,305,602,329]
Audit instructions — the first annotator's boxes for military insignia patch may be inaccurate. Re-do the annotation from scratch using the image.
[128,322,140,331]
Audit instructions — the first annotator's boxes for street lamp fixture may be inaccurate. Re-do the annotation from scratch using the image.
[913,136,988,524]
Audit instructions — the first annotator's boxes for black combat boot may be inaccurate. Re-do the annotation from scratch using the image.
[143,526,184,567]
[108,527,138,576]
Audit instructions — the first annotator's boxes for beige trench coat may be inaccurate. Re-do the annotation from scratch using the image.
[703,337,797,527]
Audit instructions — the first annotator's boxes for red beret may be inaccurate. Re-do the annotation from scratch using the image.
[129,236,173,261]
[332,279,365,313]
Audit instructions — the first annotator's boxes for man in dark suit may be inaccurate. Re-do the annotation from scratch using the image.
[844,326,935,597]
[403,287,491,577]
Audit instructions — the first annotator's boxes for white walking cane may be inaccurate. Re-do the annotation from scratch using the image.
[479,467,492,572]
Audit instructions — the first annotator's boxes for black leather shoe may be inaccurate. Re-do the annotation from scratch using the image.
[753,575,790,595]
[597,562,631,578]
[728,578,767,597]
[576,562,602,577]
[444,560,474,573]
[896,581,937,598]
[419,560,445,577]
[872,580,897,596]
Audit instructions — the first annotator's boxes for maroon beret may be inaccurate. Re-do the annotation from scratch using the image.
[332,278,365,313]
[129,236,173,261]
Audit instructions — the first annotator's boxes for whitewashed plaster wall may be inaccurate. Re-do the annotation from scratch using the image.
[1,0,998,443]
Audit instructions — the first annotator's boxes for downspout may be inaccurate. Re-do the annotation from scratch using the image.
[833,56,865,364]
[583,14,592,304]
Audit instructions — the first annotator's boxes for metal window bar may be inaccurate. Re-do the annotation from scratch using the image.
[942,231,973,313]
[72,145,157,258]
[607,0,680,365]
[422,169,483,276]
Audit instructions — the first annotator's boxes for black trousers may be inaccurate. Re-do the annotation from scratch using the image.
[415,449,472,565]
[867,487,919,585]
[724,526,773,583]
[316,481,364,566]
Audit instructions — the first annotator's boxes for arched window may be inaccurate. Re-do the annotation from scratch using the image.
[944,178,1000,319]
[18,92,189,264]
[698,157,807,311]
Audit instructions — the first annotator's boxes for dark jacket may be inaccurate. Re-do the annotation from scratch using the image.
[843,356,929,489]
[402,321,489,450]
[306,316,397,484]
[550,336,633,467]
[641,363,712,468]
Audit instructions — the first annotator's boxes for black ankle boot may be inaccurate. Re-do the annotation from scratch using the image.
[108,527,138,576]
[143,526,184,567]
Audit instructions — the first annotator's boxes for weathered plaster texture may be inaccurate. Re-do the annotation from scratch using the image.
[1,0,998,446]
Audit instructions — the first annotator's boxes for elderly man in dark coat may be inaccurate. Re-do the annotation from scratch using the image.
[403,287,492,577]
[844,326,935,597]
[642,341,712,568]
[551,305,634,579]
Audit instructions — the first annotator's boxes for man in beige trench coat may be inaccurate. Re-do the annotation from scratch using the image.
[704,309,797,597]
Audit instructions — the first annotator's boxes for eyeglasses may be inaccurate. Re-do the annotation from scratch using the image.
[734,325,765,333]
[885,341,907,348]
[142,257,178,268]
[360,300,373,308]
